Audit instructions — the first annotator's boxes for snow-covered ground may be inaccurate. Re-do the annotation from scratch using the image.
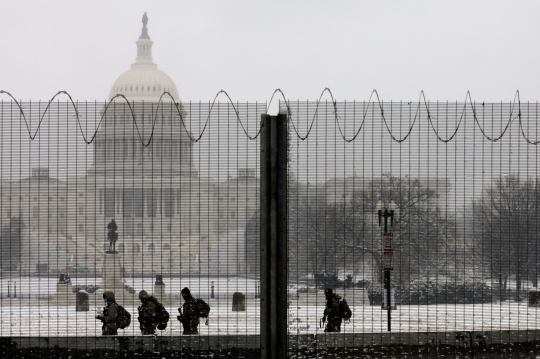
[0,277,260,300]
[1,276,540,336]
[1,299,539,336]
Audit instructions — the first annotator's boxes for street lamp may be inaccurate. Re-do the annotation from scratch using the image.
[377,200,396,332]
[377,200,396,232]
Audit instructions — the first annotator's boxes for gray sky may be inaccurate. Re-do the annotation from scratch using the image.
[2,1,540,104]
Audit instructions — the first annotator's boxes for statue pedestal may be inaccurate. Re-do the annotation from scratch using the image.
[93,253,134,306]
[153,284,168,303]
[99,253,123,289]
[54,282,75,305]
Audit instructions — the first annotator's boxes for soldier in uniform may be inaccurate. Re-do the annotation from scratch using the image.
[177,287,199,335]
[322,288,342,332]
[137,290,161,335]
[96,291,119,335]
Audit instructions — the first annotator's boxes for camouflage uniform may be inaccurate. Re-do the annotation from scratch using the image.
[178,287,199,335]
[323,288,342,333]
[96,291,118,335]
[137,290,160,335]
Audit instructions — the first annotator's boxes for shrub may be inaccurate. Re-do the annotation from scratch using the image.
[399,280,494,305]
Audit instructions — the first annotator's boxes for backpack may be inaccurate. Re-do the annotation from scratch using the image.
[116,304,131,329]
[155,301,170,330]
[339,298,352,320]
[196,298,210,318]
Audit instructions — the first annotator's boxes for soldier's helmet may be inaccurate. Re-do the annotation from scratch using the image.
[181,287,191,296]
[139,290,150,302]
[324,288,333,296]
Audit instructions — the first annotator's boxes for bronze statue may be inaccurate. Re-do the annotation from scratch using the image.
[107,219,118,253]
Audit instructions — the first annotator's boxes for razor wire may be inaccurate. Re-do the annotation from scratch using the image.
[1,89,538,145]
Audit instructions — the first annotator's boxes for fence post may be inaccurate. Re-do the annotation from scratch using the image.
[260,113,288,359]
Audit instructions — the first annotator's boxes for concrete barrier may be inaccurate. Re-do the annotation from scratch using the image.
[529,290,540,306]
[76,290,89,311]
[232,292,246,311]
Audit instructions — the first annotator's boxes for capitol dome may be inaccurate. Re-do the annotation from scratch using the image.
[109,13,179,102]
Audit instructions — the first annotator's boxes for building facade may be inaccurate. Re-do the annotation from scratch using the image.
[1,14,258,277]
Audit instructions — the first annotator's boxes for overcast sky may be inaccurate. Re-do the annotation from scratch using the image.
[2,1,540,104]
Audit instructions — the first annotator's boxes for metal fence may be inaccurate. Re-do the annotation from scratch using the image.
[1,97,540,356]
[285,100,540,342]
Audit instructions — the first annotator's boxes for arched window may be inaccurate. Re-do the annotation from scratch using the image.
[163,244,171,251]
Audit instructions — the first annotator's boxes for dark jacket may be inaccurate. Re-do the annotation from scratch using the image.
[101,291,119,334]
[138,291,160,326]
[324,293,342,317]
[323,292,342,332]
[180,295,200,332]
[182,295,198,317]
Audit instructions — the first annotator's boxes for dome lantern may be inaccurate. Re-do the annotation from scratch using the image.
[109,13,179,102]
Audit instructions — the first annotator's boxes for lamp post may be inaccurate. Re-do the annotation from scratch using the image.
[377,200,396,332]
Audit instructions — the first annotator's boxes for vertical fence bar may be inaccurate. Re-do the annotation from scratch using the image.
[260,114,272,358]
[260,113,288,359]
[276,112,288,356]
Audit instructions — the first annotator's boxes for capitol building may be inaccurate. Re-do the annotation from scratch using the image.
[0,14,258,277]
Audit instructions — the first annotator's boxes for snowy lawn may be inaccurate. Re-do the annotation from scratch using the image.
[2,277,539,336]
[0,277,260,300]
[1,299,539,336]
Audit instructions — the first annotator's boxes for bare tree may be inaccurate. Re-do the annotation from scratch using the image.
[303,199,377,283]
[297,174,455,286]
[370,174,455,284]
[472,175,540,300]
[0,217,25,272]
